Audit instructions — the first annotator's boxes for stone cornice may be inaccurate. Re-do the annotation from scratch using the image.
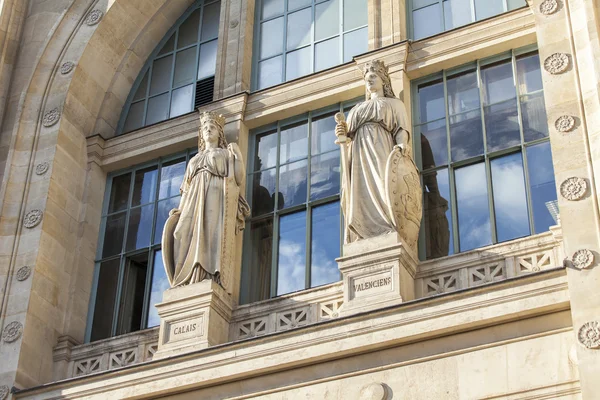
[15,270,568,399]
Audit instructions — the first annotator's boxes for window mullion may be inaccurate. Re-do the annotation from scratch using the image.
[306,205,312,290]
[282,1,289,83]
[112,256,127,337]
[443,71,459,254]
[270,124,282,298]
[140,249,154,329]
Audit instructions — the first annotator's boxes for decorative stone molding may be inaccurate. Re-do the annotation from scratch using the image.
[560,177,587,201]
[60,61,75,75]
[572,249,594,269]
[2,321,23,343]
[0,385,8,400]
[16,266,32,281]
[229,19,239,29]
[35,162,49,175]
[578,321,600,349]
[544,53,569,74]
[23,209,43,228]
[42,108,60,127]
[85,9,103,26]
[555,115,575,133]
[540,0,559,15]
[359,383,387,400]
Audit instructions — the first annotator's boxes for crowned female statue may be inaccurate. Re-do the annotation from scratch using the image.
[162,111,250,290]
[335,60,422,248]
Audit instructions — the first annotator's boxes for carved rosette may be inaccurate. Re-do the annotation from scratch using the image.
[85,9,103,26]
[23,209,43,228]
[544,53,569,74]
[555,115,575,132]
[16,266,32,281]
[578,321,600,349]
[42,108,60,127]
[2,321,23,343]
[540,0,558,14]
[572,249,594,269]
[0,385,8,400]
[35,162,49,175]
[359,383,387,400]
[560,177,587,201]
[60,61,75,75]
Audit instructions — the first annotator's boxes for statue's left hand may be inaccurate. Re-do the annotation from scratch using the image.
[228,143,243,160]
[394,143,409,157]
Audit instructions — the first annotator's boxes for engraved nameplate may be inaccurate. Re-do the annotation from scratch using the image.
[165,316,204,343]
[351,270,393,299]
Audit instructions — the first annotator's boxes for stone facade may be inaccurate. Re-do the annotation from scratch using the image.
[0,0,597,399]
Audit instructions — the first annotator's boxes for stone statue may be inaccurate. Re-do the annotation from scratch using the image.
[334,60,422,248]
[162,111,250,290]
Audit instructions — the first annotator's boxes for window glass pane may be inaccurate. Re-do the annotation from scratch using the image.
[150,56,173,96]
[116,253,147,335]
[198,40,218,80]
[158,33,175,56]
[246,218,274,302]
[311,113,337,154]
[255,131,278,171]
[418,119,447,169]
[159,159,186,199]
[126,204,155,251]
[279,160,308,209]
[154,196,180,244]
[123,101,145,133]
[447,70,479,115]
[311,202,340,286]
[481,60,515,105]
[260,18,284,59]
[280,123,308,164]
[484,99,520,152]
[146,93,170,125]
[475,0,504,20]
[344,0,368,30]
[315,0,339,41]
[286,47,311,81]
[133,71,148,101]
[108,173,131,213]
[526,142,558,233]
[491,153,530,242]
[413,0,438,8]
[262,0,284,19]
[147,250,169,328]
[516,53,543,94]
[521,92,549,142]
[102,212,126,257]
[178,10,200,49]
[455,162,492,251]
[90,259,120,341]
[170,84,194,118]
[418,80,445,123]
[288,0,311,11]
[450,109,484,162]
[508,0,526,9]
[277,211,306,295]
[201,2,220,41]
[258,56,283,89]
[315,37,340,72]
[174,47,197,87]
[423,168,453,259]
[287,8,312,51]
[413,4,442,40]
[443,0,472,30]
[310,151,340,201]
[251,168,277,216]
[343,27,368,62]
[132,167,158,207]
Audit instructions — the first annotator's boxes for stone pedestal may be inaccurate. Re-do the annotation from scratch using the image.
[338,233,417,316]
[153,280,233,359]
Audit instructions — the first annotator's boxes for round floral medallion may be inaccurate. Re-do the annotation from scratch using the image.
[2,321,23,343]
[42,108,60,127]
[0,385,8,400]
[23,209,43,228]
[60,61,75,75]
[85,9,103,26]
[572,249,594,269]
[359,383,387,400]
[544,53,570,74]
[35,162,49,175]
[540,0,559,15]
[560,177,587,201]
[578,321,600,349]
[555,115,575,133]
[229,19,239,29]
[16,266,31,281]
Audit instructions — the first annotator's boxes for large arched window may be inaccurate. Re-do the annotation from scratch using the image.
[118,0,221,134]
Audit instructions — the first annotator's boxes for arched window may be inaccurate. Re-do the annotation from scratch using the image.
[118,0,221,134]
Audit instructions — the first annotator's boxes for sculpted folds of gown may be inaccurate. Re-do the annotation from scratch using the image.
[162,112,250,290]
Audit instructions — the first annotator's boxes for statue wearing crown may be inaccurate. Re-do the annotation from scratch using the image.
[162,111,250,290]
[334,60,422,248]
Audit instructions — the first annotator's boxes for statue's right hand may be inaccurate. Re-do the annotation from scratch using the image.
[169,208,181,217]
[335,122,348,138]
